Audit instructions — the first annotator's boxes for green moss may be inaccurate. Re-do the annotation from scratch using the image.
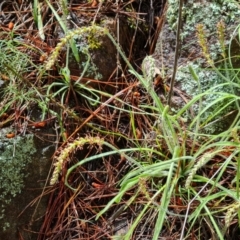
[0,134,36,230]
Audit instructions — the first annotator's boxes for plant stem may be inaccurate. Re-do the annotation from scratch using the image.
[167,0,184,106]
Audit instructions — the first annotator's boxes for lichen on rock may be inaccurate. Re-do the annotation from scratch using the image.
[0,133,36,231]
[153,0,240,133]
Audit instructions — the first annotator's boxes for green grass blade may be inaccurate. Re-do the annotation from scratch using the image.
[152,162,176,240]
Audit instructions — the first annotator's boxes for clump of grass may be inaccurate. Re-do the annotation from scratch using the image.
[94,20,240,240]
[43,15,240,239]
[0,37,47,117]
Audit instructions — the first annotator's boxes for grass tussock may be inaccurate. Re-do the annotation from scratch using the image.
[1,0,240,239]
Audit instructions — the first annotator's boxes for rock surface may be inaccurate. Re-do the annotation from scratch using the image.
[0,131,54,240]
[62,18,130,81]
[152,0,240,133]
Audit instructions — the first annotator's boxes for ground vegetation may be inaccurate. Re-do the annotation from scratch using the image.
[0,1,240,239]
